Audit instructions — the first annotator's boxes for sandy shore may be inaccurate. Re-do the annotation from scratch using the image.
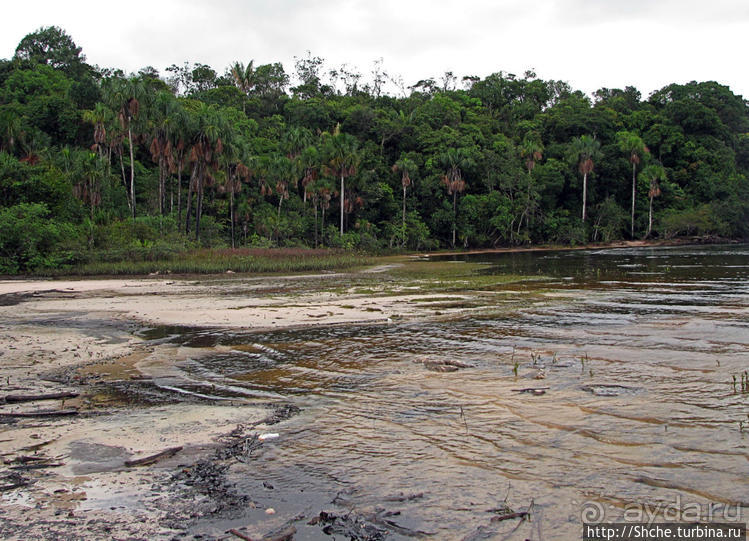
[0,269,477,539]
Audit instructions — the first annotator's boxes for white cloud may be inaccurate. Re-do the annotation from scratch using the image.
[2,0,748,98]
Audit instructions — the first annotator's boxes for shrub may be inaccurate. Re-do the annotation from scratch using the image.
[0,203,80,273]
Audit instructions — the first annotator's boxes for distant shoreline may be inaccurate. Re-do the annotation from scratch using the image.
[421,236,741,258]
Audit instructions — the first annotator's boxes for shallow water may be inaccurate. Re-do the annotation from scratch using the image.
[143,245,749,539]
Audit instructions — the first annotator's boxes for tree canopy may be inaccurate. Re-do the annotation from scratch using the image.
[2,26,748,273]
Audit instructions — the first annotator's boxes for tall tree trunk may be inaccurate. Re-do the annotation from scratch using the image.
[647,194,654,238]
[230,186,235,249]
[525,169,533,235]
[89,176,95,250]
[340,175,345,236]
[118,148,132,214]
[195,165,204,242]
[631,162,636,238]
[452,191,457,248]
[158,157,165,216]
[177,158,184,226]
[314,202,319,248]
[128,126,135,218]
[582,172,588,222]
[276,196,283,246]
[185,163,196,234]
[321,206,326,247]
[402,184,407,248]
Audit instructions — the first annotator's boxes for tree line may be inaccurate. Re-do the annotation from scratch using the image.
[2,26,748,273]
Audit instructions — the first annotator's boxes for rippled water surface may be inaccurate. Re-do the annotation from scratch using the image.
[149,245,749,539]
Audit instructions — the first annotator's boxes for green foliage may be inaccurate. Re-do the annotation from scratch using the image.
[543,209,586,245]
[659,205,730,239]
[592,197,628,242]
[2,28,749,275]
[0,203,80,273]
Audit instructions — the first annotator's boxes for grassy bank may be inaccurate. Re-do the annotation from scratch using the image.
[36,248,372,277]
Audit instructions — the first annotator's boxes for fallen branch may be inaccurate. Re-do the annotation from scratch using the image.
[3,392,79,404]
[227,529,255,541]
[0,409,78,418]
[0,481,27,492]
[125,446,183,467]
[10,461,64,470]
[11,455,49,464]
[490,511,529,523]
[0,472,30,492]
[19,438,58,452]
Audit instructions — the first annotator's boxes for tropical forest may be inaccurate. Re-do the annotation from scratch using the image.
[2,26,749,274]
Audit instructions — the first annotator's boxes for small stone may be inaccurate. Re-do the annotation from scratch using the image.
[265,508,276,515]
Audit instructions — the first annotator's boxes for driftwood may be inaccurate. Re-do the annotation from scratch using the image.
[0,472,30,492]
[125,446,183,467]
[490,511,529,522]
[0,480,28,492]
[11,455,49,463]
[19,438,58,452]
[0,409,78,418]
[3,392,79,404]
[10,461,64,470]
[227,529,255,541]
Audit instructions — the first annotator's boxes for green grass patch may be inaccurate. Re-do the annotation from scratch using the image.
[37,248,372,277]
[380,258,533,293]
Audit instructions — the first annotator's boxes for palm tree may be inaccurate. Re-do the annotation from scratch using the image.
[149,91,178,216]
[0,108,24,155]
[82,103,112,161]
[617,131,649,237]
[269,155,294,245]
[69,150,105,248]
[318,183,333,246]
[282,127,311,160]
[570,135,601,222]
[185,103,225,241]
[166,103,191,220]
[230,60,255,113]
[299,145,320,203]
[103,77,147,218]
[323,125,359,236]
[219,138,250,248]
[439,148,472,248]
[392,157,417,247]
[640,164,666,238]
[518,134,543,235]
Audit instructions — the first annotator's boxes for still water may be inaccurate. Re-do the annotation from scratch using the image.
[149,245,749,539]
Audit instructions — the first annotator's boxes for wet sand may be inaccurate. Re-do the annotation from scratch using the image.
[4,244,745,539]
[0,270,474,540]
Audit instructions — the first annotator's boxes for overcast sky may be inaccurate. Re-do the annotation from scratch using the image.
[2,0,749,99]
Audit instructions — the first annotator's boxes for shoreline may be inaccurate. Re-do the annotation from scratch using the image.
[419,235,739,258]
[0,261,498,539]
[0,235,740,282]
[0,240,744,539]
